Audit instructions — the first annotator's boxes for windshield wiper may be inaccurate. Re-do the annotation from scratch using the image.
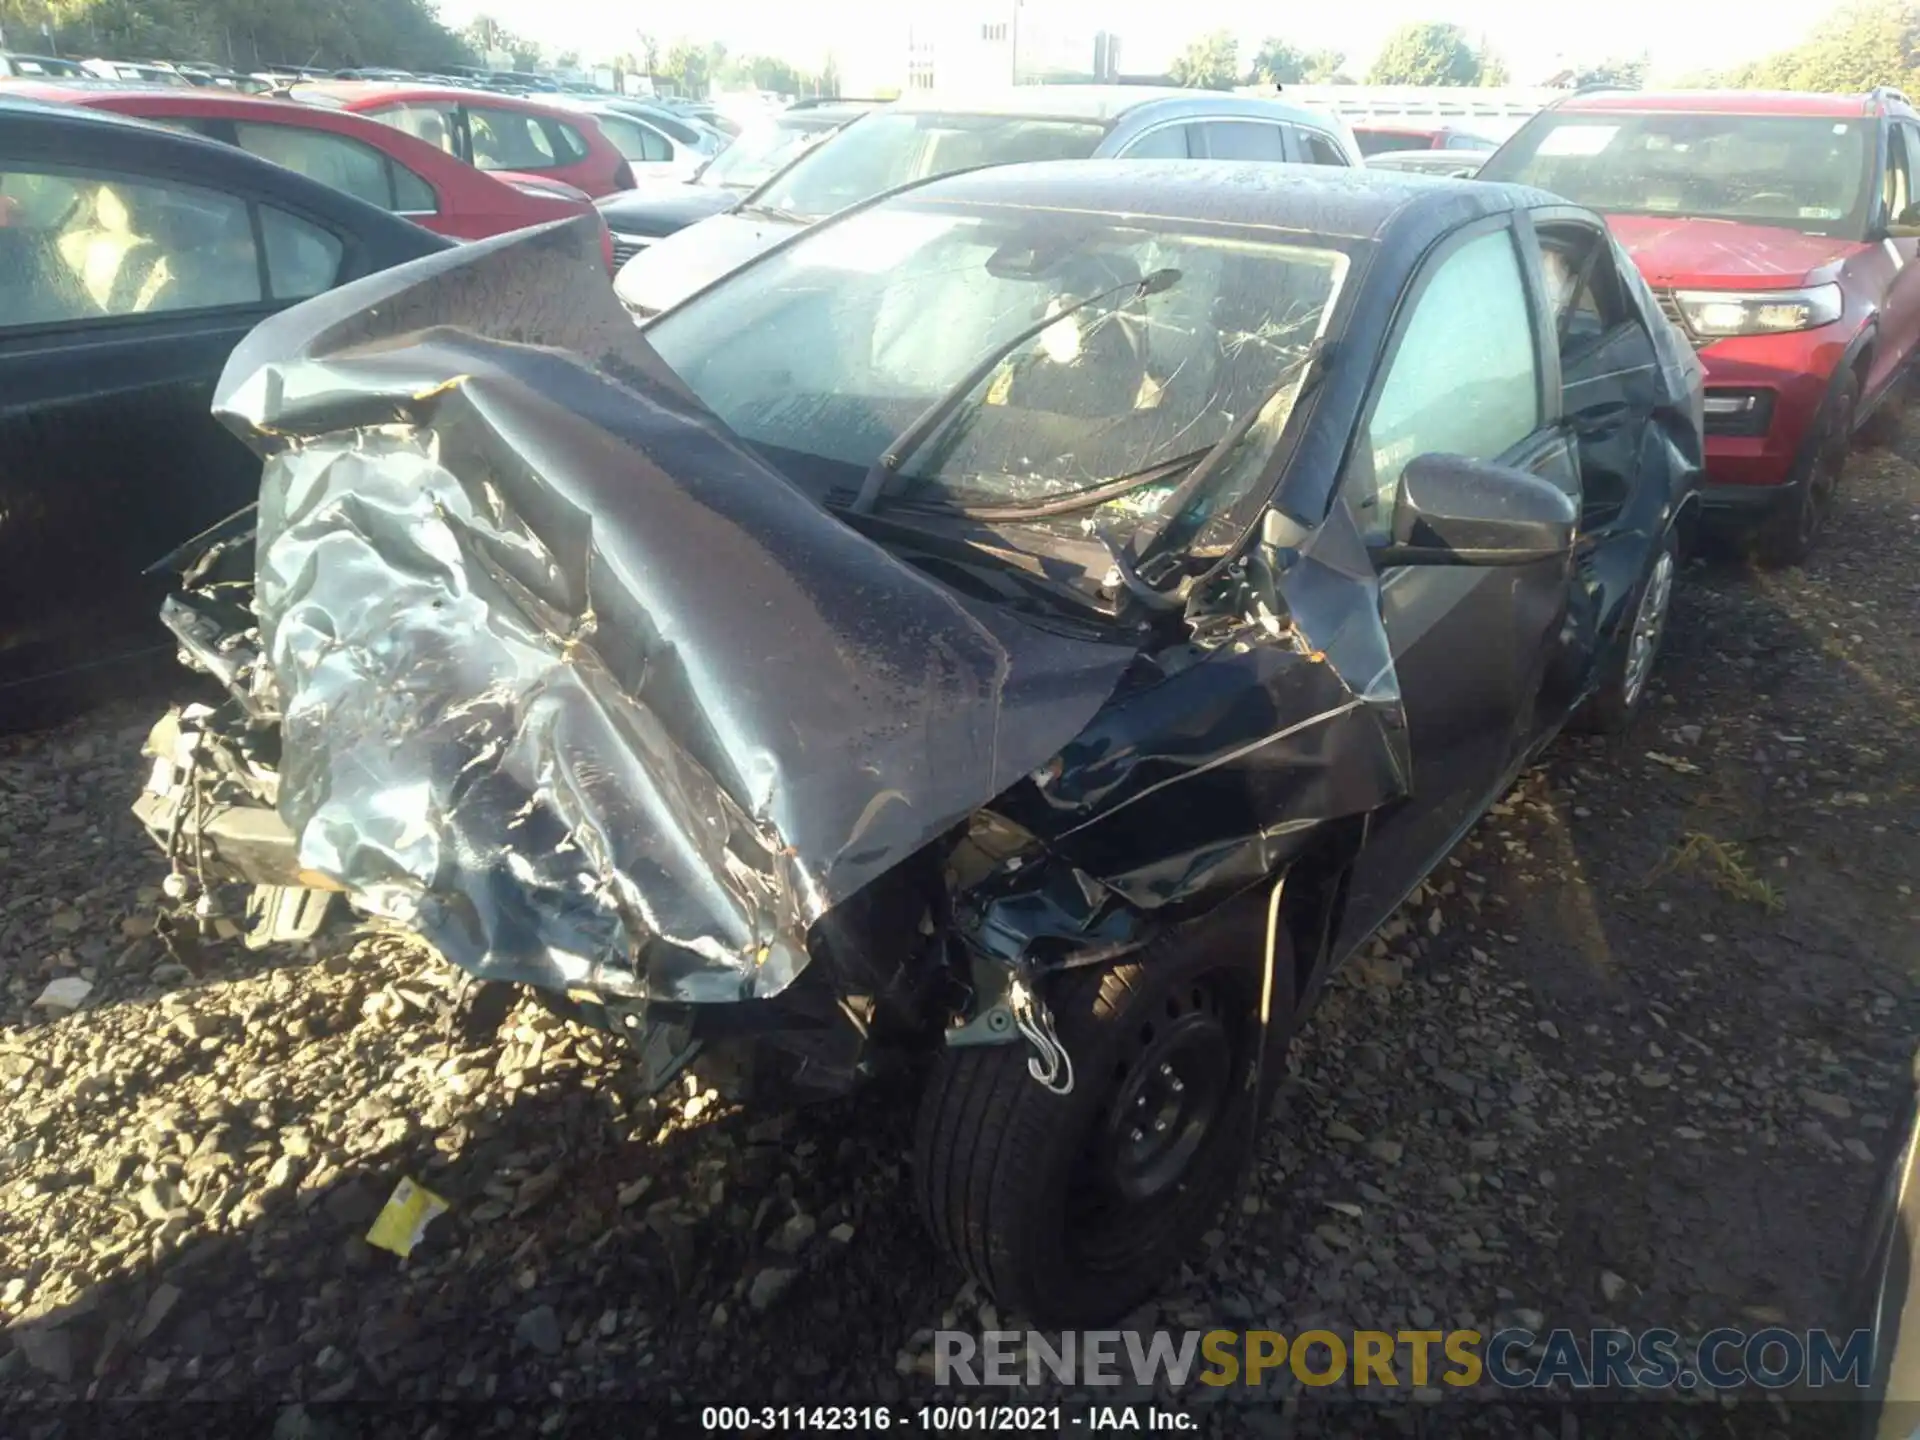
[1101,338,1332,610]
[848,266,1182,516]
[892,446,1212,523]
[742,201,809,224]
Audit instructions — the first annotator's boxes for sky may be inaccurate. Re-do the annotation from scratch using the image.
[432,0,1837,86]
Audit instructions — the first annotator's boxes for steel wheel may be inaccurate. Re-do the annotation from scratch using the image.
[1794,395,1850,552]
[1620,546,1674,711]
[1758,372,1856,568]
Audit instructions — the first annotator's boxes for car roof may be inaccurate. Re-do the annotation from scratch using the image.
[0,75,182,96]
[887,84,1332,126]
[0,88,180,133]
[891,158,1545,241]
[781,105,868,124]
[1,81,475,138]
[288,79,559,109]
[1557,88,1876,118]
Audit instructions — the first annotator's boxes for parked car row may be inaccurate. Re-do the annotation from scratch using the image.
[611,86,1367,316]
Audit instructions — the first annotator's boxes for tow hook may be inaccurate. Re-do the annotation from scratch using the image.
[944,954,1075,1096]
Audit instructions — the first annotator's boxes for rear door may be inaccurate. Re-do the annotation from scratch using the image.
[1525,211,1673,732]
[0,157,347,702]
[1333,218,1576,951]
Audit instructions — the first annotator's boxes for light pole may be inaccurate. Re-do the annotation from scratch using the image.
[1009,0,1021,85]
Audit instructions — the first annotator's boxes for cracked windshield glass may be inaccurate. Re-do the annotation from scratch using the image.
[646,200,1348,529]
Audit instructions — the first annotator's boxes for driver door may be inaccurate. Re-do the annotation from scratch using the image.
[1877,121,1920,399]
[1334,219,1578,953]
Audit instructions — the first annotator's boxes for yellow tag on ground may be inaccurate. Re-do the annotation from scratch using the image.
[365,1177,449,1258]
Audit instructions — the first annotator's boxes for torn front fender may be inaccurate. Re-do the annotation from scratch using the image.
[984,498,1411,924]
[211,218,1137,1003]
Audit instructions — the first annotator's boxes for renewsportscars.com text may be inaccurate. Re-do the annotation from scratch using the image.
[934,1327,1873,1391]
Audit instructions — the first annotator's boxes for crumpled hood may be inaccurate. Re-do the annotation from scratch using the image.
[1606,213,1868,290]
[212,217,1136,1003]
[612,207,803,314]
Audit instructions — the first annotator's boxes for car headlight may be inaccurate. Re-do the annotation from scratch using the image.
[1674,284,1843,337]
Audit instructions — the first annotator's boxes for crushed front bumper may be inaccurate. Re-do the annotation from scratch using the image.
[132,705,340,949]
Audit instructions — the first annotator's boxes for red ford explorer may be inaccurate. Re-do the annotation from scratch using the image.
[1481,87,1920,563]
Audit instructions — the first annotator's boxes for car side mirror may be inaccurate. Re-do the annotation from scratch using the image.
[1382,452,1577,565]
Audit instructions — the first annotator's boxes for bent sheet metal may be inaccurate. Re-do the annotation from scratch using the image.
[209,217,1413,1005]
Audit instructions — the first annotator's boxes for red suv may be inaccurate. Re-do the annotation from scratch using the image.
[1481,87,1920,562]
[284,82,637,199]
[1352,123,1497,156]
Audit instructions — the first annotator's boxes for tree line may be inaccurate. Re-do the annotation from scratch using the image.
[1708,0,1920,91]
[1173,0,1920,95]
[0,0,842,94]
[0,0,469,70]
[1170,23,1510,91]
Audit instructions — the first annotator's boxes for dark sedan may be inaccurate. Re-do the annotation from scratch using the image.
[131,164,1702,1326]
[0,95,457,724]
[596,102,871,268]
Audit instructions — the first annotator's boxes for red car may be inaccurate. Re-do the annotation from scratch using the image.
[1352,123,1497,156]
[284,81,637,199]
[1482,87,1920,563]
[0,80,602,247]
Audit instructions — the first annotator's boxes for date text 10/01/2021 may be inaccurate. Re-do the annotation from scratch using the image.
[700,1406,1196,1431]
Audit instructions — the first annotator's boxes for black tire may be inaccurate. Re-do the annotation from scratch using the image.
[1755,370,1855,568]
[1857,367,1907,449]
[1575,523,1680,735]
[913,900,1291,1326]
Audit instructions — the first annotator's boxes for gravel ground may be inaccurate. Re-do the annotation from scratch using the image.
[0,429,1916,1437]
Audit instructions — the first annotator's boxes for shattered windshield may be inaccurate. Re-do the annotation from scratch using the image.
[749,112,1110,219]
[1481,112,1874,237]
[647,200,1348,526]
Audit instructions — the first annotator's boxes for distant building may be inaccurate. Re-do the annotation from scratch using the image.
[837,3,1122,96]
[905,1,1019,90]
[1247,84,1563,141]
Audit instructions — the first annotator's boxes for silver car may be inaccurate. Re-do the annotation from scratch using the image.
[613,85,1364,318]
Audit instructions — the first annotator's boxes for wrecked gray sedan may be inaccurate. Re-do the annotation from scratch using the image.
[134,161,1703,1325]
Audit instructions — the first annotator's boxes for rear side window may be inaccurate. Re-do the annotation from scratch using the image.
[548,120,591,163]
[467,107,558,169]
[636,109,703,146]
[1198,122,1288,161]
[392,163,437,212]
[1298,130,1350,167]
[371,102,458,155]
[0,167,265,326]
[1120,124,1196,159]
[596,114,672,163]
[233,122,390,210]
[259,206,344,299]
